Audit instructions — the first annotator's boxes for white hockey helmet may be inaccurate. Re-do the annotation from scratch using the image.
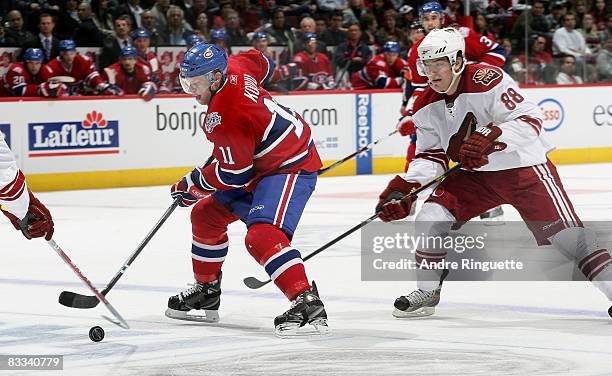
[416,28,466,92]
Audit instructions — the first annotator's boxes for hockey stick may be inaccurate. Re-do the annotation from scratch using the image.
[318,129,399,175]
[48,76,76,84]
[243,163,463,289]
[48,239,130,329]
[58,198,180,309]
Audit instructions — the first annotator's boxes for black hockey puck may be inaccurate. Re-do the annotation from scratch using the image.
[89,326,105,342]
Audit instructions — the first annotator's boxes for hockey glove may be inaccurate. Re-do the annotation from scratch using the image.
[2,189,54,240]
[376,176,421,222]
[171,165,215,207]
[97,83,124,96]
[396,116,416,137]
[138,82,156,102]
[38,81,67,97]
[459,124,506,170]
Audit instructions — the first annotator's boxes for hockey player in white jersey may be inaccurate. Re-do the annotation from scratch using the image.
[0,133,54,240]
[376,28,612,319]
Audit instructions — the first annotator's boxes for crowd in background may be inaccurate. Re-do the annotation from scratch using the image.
[0,0,611,98]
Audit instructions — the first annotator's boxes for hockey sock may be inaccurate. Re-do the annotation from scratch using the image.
[245,223,310,300]
[404,141,417,173]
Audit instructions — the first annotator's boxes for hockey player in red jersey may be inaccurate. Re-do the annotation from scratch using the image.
[101,46,157,101]
[131,29,169,93]
[168,43,329,336]
[351,41,406,90]
[46,40,121,96]
[0,48,63,98]
[377,28,612,320]
[292,33,335,90]
[1,132,54,241]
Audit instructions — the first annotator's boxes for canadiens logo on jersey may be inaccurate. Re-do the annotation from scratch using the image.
[472,68,501,86]
[205,112,221,133]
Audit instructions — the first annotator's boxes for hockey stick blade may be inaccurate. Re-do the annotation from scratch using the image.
[58,290,100,309]
[243,276,272,289]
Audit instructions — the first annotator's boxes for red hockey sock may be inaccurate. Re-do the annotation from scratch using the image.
[404,142,417,172]
[245,223,310,300]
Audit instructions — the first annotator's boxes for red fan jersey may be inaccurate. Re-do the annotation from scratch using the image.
[0,62,53,96]
[292,51,334,89]
[46,54,105,94]
[406,26,506,96]
[351,53,407,90]
[196,49,321,193]
[101,62,155,94]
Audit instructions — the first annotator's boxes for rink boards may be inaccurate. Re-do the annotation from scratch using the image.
[0,84,611,191]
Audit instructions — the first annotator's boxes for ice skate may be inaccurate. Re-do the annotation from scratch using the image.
[480,205,505,225]
[274,281,330,338]
[393,288,441,318]
[165,273,221,323]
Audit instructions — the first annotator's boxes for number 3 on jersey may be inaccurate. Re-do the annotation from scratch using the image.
[263,97,304,138]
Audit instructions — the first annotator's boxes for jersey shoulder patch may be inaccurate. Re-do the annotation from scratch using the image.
[205,111,222,134]
[12,65,23,74]
[471,66,502,87]
[457,26,470,37]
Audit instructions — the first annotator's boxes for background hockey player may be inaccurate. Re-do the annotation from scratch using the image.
[131,29,169,93]
[291,32,335,90]
[46,40,121,96]
[376,28,612,320]
[0,48,63,98]
[102,46,157,101]
[399,1,506,220]
[1,131,54,241]
[168,43,329,337]
[351,41,406,90]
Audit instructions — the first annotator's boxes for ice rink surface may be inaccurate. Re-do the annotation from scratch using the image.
[1,163,611,376]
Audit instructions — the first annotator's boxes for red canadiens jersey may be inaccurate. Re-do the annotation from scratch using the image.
[351,54,407,90]
[197,49,322,192]
[292,52,334,89]
[0,62,53,96]
[138,51,165,89]
[407,26,506,95]
[102,62,154,94]
[46,54,105,94]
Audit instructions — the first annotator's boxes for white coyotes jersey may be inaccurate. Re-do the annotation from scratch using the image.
[405,64,553,185]
[0,133,29,220]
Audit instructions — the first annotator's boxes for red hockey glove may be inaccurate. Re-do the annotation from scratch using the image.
[396,116,416,136]
[38,81,66,97]
[2,189,54,240]
[376,176,421,222]
[138,82,156,102]
[459,124,506,170]
[170,166,215,207]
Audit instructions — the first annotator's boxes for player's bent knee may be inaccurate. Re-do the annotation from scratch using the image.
[415,202,455,236]
[191,197,237,237]
[550,226,600,260]
[245,223,290,265]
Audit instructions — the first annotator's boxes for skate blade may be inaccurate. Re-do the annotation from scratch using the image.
[392,306,435,318]
[275,318,331,338]
[165,308,220,323]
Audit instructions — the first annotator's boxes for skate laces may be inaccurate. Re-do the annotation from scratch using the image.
[406,289,434,305]
[180,283,203,299]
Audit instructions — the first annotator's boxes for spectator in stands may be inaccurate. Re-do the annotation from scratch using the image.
[398,5,416,29]
[321,10,347,46]
[360,13,383,47]
[578,14,602,53]
[151,0,171,32]
[351,40,405,89]
[518,34,555,84]
[191,12,210,41]
[102,46,157,101]
[511,1,553,44]
[165,5,193,45]
[46,39,119,96]
[20,13,60,63]
[315,15,328,36]
[334,22,371,78]
[235,0,262,32]
[99,15,133,69]
[574,0,588,27]
[292,32,335,90]
[318,0,348,13]
[56,0,81,39]
[501,37,525,83]
[555,54,583,84]
[553,12,591,67]
[263,8,297,64]
[119,0,145,29]
[0,48,60,98]
[224,9,248,46]
[377,9,404,45]
[343,0,368,26]
[0,20,7,46]
[185,0,210,30]
[473,13,494,39]
[596,36,612,82]
[546,1,568,33]
[294,16,328,54]
[142,9,168,46]
[91,0,116,37]
[591,0,608,28]
[444,0,469,27]
[5,10,35,46]
[74,2,104,47]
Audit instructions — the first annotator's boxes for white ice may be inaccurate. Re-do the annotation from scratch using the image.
[1,163,611,376]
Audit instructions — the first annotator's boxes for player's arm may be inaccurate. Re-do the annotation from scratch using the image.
[239,49,276,86]
[465,27,506,67]
[6,67,40,96]
[0,137,54,240]
[137,64,157,101]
